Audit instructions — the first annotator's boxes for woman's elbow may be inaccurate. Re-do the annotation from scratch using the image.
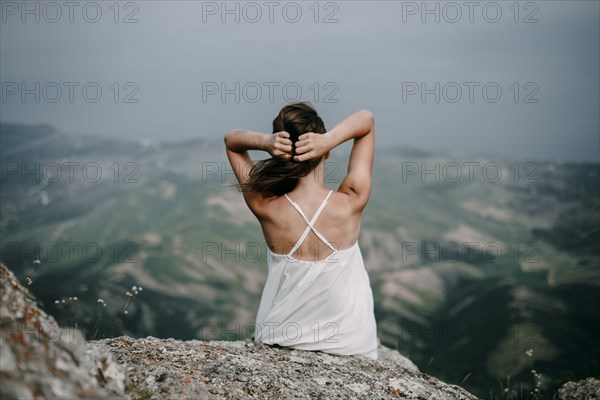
[360,110,374,133]
[224,129,239,146]
[359,109,374,126]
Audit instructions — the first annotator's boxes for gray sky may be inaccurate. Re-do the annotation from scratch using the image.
[1,0,599,162]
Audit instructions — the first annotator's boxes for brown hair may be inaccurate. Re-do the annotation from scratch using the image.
[240,102,326,197]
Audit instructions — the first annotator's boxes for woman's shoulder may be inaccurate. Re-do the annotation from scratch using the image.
[252,187,365,222]
[329,188,369,215]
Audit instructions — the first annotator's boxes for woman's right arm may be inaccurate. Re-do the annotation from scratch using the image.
[294,109,375,211]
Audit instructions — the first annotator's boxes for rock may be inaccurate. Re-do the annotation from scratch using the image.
[0,263,128,400]
[377,341,420,371]
[95,335,477,399]
[557,377,600,400]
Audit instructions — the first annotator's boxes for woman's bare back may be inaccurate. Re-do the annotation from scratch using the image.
[258,189,361,262]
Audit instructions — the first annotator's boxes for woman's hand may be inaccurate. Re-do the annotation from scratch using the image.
[267,131,294,159]
[293,132,331,162]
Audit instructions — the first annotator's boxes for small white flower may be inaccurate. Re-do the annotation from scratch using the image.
[525,349,533,357]
[132,286,137,291]
[138,287,143,292]
[61,299,65,303]
[124,310,129,315]
[33,260,41,265]
[26,277,32,285]
[73,297,78,301]
[69,297,73,301]
[54,300,60,304]
[126,291,132,297]
[103,303,107,307]
[97,299,104,304]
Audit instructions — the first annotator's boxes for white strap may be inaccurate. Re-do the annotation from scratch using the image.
[284,190,336,257]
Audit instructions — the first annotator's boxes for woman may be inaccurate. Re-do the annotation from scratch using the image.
[224,102,377,360]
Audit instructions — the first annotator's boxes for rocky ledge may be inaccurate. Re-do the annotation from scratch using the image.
[95,335,475,399]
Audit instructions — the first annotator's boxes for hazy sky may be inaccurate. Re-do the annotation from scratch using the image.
[1,1,598,162]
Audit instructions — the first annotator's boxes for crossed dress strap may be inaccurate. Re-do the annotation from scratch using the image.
[283,190,336,258]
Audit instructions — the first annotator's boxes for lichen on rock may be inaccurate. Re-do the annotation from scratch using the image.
[557,377,600,400]
[96,336,479,399]
[0,263,127,400]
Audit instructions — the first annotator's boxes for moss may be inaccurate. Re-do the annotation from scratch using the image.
[135,388,153,400]
[126,382,153,400]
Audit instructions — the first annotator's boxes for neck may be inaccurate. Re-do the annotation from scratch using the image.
[294,161,327,191]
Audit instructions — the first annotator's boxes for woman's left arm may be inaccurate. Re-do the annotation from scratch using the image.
[224,129,292,186]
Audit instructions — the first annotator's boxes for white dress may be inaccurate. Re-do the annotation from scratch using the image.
[254,190,378,360]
